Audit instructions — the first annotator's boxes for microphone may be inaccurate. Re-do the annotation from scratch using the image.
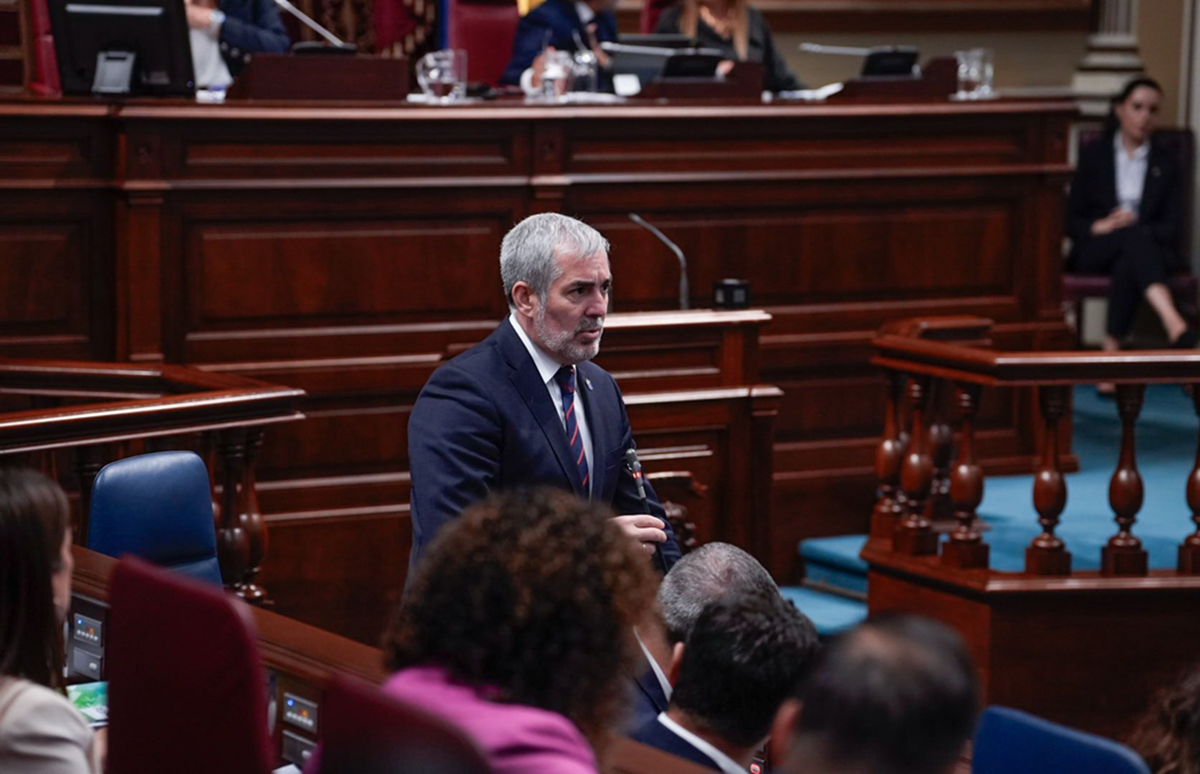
[625,448,669,574]
[274,0,356,51]
[629,214,690,310]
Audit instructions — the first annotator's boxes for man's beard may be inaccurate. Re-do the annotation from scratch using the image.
[535,307,604,365]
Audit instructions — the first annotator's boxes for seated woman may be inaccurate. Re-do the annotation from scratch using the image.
[378,487,654,773]
[1128,664,1200,774]
[654,0,802,93]
[0,469,100,773]
[1067,76,1194,389]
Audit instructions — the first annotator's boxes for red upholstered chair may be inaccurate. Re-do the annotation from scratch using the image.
[445,0,519,86]
[105,557,274,774]
[640,0,677,34]
[1063,128,1198,341]
[314,674,490,774]
[28,0,61,95]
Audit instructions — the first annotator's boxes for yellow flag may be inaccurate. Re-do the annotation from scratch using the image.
[518,0,545,15]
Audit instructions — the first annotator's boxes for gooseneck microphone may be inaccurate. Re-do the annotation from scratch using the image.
[625,448,669,574]
[629,213,690,310]
[274,0,354,50]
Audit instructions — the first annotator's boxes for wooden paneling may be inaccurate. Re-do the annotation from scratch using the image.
[0,96,1072,639]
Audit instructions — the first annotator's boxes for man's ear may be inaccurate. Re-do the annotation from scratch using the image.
[667,641,685,687]
[768,697,802,763]
[511,282,537,319]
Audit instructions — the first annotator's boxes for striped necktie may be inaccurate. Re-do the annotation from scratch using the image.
[554,365,589,491]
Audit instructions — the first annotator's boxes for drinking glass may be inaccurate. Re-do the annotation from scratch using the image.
[955,48,994,99]
[540,50,574,101]
[416,49,468,103]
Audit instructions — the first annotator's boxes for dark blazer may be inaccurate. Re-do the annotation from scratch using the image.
[631,717,722,771]
[499,0,618,86]
[218,0,291,76]
[407,318,681,575]
[627,660,670,732]
[1066,131,1183,262]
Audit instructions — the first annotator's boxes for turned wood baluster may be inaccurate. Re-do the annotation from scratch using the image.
[942,383,989,569]
[1179,384,1200,573]
[74,445,106,546]
[236,428,268,604]
[924,378,955,528]
[895,375,938,555]
[1027,385,1071,575]
[1102,384,1149,576]
[872,370,909,540]
[217,429,250,592]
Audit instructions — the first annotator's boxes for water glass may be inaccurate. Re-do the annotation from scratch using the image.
[571,48,599,93]
[955,48,994,99]
[417,49,468,103]
[540,50,574,101]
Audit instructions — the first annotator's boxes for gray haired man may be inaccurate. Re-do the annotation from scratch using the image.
[407,213,682,577]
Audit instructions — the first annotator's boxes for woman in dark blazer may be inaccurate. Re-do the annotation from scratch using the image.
[1067,77,1193,377]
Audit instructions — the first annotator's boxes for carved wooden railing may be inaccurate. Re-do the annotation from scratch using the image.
[868,318,1200,578]
[0,359,304,602]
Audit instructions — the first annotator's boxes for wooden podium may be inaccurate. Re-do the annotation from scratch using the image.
[227,53,409,101]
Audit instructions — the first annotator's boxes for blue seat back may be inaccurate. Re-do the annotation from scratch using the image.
[973,706,1150,774]
[87,451,223,586]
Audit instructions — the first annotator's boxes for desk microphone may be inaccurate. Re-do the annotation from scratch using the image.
[625,448,669,574]
[274,0,356,51]
[629,213,690,310]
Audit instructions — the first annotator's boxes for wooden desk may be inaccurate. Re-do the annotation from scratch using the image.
[2,96,1073,635]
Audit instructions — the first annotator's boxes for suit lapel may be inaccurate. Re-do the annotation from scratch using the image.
[498,321,585,495]
[1141,143,1167,216]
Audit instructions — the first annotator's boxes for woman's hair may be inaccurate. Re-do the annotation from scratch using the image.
[1106,76,1163,134]
[384,487,655,748]
[678,0,750,61]
[0,468,71,690]
[1128,665,1200,774]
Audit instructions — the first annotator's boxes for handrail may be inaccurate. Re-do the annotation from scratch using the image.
[867,317,1200,580]
[0,357,306,603]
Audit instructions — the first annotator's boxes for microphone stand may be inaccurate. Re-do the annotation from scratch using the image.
[629,213,690,310]
[274,0,356,51]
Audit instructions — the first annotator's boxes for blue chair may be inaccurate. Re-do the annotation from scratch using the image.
[88,451,223,586]
[973,706,1150,774]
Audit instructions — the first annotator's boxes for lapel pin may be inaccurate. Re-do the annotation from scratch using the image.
[585,377,594,391]
[1152,166,1162,177]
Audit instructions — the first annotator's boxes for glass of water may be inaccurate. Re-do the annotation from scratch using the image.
[955,48,994,99]
[416,49,468,103]
[540,50,574,101]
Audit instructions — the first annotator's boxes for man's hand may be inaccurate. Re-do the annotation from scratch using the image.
[185,1,215,30]
[1091,206,1137,236]
[530,46,556,90]
[611,514,667,556]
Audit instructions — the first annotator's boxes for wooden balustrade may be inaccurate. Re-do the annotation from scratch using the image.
[871,321,1200,578]
[865,316,1200,737]
[0,359,304,601]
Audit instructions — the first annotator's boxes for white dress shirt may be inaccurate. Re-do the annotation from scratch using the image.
[189,26,233,89]
[634,627,673,702]
[655,713,748,774]
[1114,132,1149,217]
[509,315,594,495]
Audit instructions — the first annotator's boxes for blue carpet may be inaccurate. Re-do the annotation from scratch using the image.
[779,586,867,637]
[979,384,1197,572]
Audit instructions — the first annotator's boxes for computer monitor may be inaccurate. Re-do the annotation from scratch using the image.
[48,0,195,96]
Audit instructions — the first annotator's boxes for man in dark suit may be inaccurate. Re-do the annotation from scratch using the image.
[185,0,290,77]
[407,213,681,577]
[626,542,784,732]
[632,591,819,772]
[499,0,617,89]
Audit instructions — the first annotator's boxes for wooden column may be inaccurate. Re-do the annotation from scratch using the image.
[894,375,937,555]
[872,370,909,540]
[73,445,106,546]
[1180,384,1200,573]
[1102,383,1148,576]
[942,383,989,569]
[236,428,268,603]
[217,429,250,592]
[925,378,955,529]
[1027,385,1071,575]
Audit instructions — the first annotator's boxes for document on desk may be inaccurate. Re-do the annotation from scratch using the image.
[775,82,845,101]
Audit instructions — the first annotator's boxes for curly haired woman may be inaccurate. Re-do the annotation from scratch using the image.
[379,487,655,773]
[1129,666,1200,774]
